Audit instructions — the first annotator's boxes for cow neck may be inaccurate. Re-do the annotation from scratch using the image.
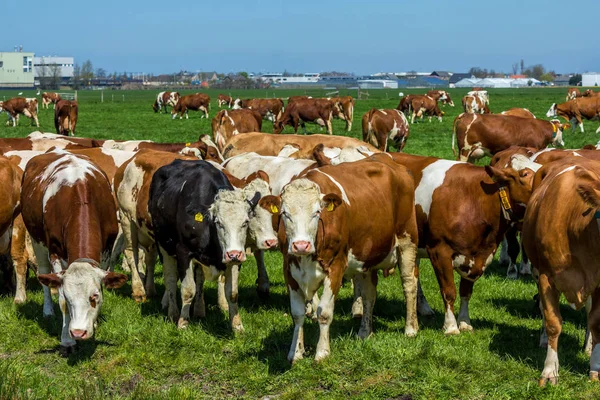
[497,185,521,223]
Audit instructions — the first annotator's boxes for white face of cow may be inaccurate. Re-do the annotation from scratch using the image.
[244,179,278,250]
[210,189,259,263]
[0,101,4,113]
[232,99,242,110]
[280,179,325,255]
[546,103,557,118]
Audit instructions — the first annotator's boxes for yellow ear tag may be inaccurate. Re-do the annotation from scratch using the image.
[552,124,557,133]
[327,202,335,212]
[270,205,278,213]
[185,142,191,147]
[194,213,203,222]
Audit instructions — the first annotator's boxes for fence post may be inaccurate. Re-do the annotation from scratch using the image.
[101,91,104,103]
[75,91,78,101]
[112,94,114,102]
[122,94,125,102]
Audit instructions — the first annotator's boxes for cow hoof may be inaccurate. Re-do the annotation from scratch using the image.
[507,267,518,280]
[405,326,418,337]
[590,371,599,382]
[459,321,474,332]
[132,294,146,303]
[357,328,372,340]
[417,302,435,316]
[59,345,76,357]
[444,327,461,336]
[314,350,330,362]
[177,318,189,329]
[145,286,157,298]
[288,351,304,364]
[538,376,558,387]
[256,284,270,300]
[13,295,26,305]
[232,323,245,333]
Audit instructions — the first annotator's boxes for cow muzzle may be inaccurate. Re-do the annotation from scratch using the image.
[70,329,89,340]
[264,238,278,249]
[224,250,246,263]
[291,240,312,255]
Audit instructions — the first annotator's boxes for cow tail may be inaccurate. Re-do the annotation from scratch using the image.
[452,117,458,157]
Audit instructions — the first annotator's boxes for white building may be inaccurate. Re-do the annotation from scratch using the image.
[256,73,320,84]
[34,56,75,81]
[357,79,398,89]
[582,73,600,87]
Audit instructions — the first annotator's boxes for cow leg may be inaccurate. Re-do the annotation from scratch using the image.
[225,263,244,332]
[457,278,474,332]
[119,216,134,272]
[144,245,157,298]
[410,111,416,124]
[519,236,532,276]
[326,118,333,135]
[11,217,28,304]
[417,275,434,316]
[109,227,125,272]
[129,225,146,302]
[431,249,459,334]
[33,114,39,128]
[301,121,307,135]
[177,257,196,329]
[160,248,180,323]
[315,276,336,361]
[217,274,229,311]
[356,271,377,339]
[538,273,562,386]
[32,241,54,317]
[254,249,270,299]
[588,288,600,380]
[398,238,419,335]
[288,287,306,363]
[501,229,519,279]
[192,262,206,318]
[585,296,593,356]
[351,277,363,319]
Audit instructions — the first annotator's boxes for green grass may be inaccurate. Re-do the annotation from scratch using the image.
[1,87,600,399]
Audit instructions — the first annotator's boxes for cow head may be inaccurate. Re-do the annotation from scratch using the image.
[232,98,243,110]
[244,177,278,250]
[583,89,595,97]
[198,135,224,163]
[273,178,343,256]
[549,119,566,147]
[546,103,557,118]
[37,260,127,340]
[485,162,536,211]
[273,117,286,135]
[152,100,159,113]
[441,92,455,107]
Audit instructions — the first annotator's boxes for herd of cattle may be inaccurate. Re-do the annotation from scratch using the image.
[1,87,600,387]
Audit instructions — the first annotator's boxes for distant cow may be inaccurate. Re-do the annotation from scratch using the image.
[172,93,210,119]
[567,87,582,101]
[328,96,355,131]
[212,109,262,152]
[273,98,335,134]
[583,89,600,97]
[500,108,536,118]
[427,90,455,107]
[0,97,39,127]
[54,99,78,136]
[467,90,489,106]
[42,92,61,109]
[408,95,444,123]
[453,113,566,162]
[546,97,600,133]
[232,98,285,123]
[362,108,409,151]
[218,94,234,108]
[462,95,490,114]
[152,91,180,113]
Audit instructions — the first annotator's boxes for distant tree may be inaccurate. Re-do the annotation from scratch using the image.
[36,57,50,89]
[469,67,488,79]
[80,60,94,86]
[512,63,519,75]
[239,71,248,78]
[540,72,554,82]
[569,74,582,85]
[95,68,107,78]
[520,59,525,74]
[530,64,546,80]
[282,70,292,77]
[71,63,82,89]
[49,63,62,89]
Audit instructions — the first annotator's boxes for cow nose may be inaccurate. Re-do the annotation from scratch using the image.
[225,250,245,262]
[70,329,88,340]
[264,239,278,249]
[292,241,311,254]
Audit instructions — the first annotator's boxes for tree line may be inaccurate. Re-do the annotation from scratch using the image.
[468,59,582,85]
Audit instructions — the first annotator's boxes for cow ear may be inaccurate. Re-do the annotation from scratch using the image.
[322,193,342,212]
[259,195,281,214]
[103,272,128,289]
[575,167,600,209]
[38,273,63,288]
[247,191,261,208]
[485,165,512,183]
[246,170,270,185]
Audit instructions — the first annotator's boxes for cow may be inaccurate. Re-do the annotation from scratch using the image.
[0,97,39,127]
[218,94,234,108]
[222,132,379,159]
[522,157,600,385]
[462,95,490,114]
[583,89,600,97]
[328,96,355,131]
[381,152,536,334]
[172,93,210,119]
[27,131,96,147]
[567,87,582,101]
[452,113,566,162]
[273,98,334,135]
[258,154,419,362]
[54,99,78,136]
[467,90,489,106]
[152,91,180,113]
[362,108,409,151]
[232,98,285,123]
[396,94,415,114]
[287,95,312,104]
[21,149,127,355]
[427,90,455,107]
[0,136,89,154]
[500,108,536,118]
[212,109,262,153]
[408,95,444,123]
[42,92,61,109]
[546,97,600,133]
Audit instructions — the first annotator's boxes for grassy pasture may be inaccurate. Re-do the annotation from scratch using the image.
[1,87,600,399]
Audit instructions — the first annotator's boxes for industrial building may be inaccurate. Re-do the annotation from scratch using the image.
[0,50,35,89]
[582,73,600,87]
[34,56,75,83]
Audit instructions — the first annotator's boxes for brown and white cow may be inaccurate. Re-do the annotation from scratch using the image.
[152,91,180,113]
[232,98,285,123]
[501,108,536,118]
[452,113,566,162]
[222,132,379,159]
[567,87,582,101]
[462,95,490,115]
[546,97,600,133]
[274,98,335,135]
[172,93,210,119]
[467,90,489,106]
[408,95,444,123]
[427,90,455,107]
[0,135,89,154]
[362,108,409,151]
[42,92,61,109]
[212,109,262,153]
[54,99,78,136]
[583,89,600,97]
[396,94,415,115]
[328,96,355,131]
[21,149,127,354]
[218,94,234,108]
[0,97,39,127]
[259,155,419,362]
[522,157,600,385]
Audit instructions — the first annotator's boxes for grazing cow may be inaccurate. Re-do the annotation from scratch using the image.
[0,97,39,127]
[259,155,419,362]
[222,132,379,159]
[501,108,536,118]
[385,152,535,333]
[218,94,234,108]
[274,98,334,135]
[287,95,312,104]
[396,95,415,115]
[567,87,582,101]
[362,108,410,151]
[232,98,285,123]
[212,109,262,152]
[427,90,455,107]
[452,113,566,162]
[546,97,600,133]
[328,96,355,131]
[152,91,180,113]
[21,149,127,354]
[149,159,261,330]
[522,157,600,385]
[462,95,490,114]
[54,99,78,136]
[583,89,600,97]
[467,90,489,106]
[172,93,210,119]
[42,92,61,109]
[408,95,444,123]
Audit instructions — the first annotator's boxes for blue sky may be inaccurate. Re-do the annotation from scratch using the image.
[6,0,598,75]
